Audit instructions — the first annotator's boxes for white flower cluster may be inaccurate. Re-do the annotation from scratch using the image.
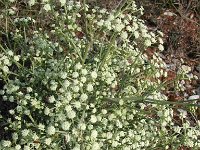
[0,1,199,150]
[14,17,36,24]
[0,51,20,75]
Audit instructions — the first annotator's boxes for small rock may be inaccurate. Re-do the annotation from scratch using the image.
[163,11,176,17]
[188,95,199,100]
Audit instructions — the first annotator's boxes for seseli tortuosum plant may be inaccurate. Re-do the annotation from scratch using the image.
[0,0,199,149]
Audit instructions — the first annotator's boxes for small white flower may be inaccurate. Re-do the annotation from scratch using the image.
[72,72,79,78]
[48,95,55,103]
[61,121,71,130]
[79,123,86,130]
[101,109,107,114]
[27,87,32,93]
[181,65,191,73]
[158,37,164,44]
[126,26,132,31]
[75,63,82,70]
[106,132,113,139]
[24,145,30,150]
[80,76,87,83]
[115,24,124,32]
[104,20,111,30]
[22,129,29,137]
[97,20,104,26]
[91,142,100,150]
[50,84,57,91]
[155,72,160,78]
[164,71,168,77]
[121,31,128,40]
[47,126,56,135]
[8,51,13,56]
[80,93,88,101]
[15,145,21,150]
[112,141,119,147]
[119,99,124,105]
[60,0,66,6]
[73,85,79,92]
[44,107,50,115]
[38,123,45,131]
[73,79,79,85]
[88,124,94,130]
[91,71,97,79]
[86,14,92,19]
[12,133,18,141]
[81,69,88,75]
[72,145,80,150]
[124,146,131,150]
[86,84,93,92]
[2,140,11,147]
[144,39,151,47]
[65,105,72,112]
[67,110,76,119]
[65,134,71,143]
[45,138,52,145]
[135,134,141,141]
[108,113,116,121]
[108,14,115,21]
[3,59,10,65]
[178,109,187,118]
[90,115,97,123]
[59,88,65,93]
[63,80,70,88]
[43,4,51,11]
[28,0,35,6]
[9,109,15,115]
[91,130,98,139]
[133,22,139,30]
[151,38,156,43]
[68,24,73,30]
[161,121,167,127]
[60,72,67,79]
[186,139,194,147]
[65,92,72,102]
[134,31,139,39]
[158,31,164,37]
[100,8,106,14]
[158,44,164,51]
[106,77,114,84]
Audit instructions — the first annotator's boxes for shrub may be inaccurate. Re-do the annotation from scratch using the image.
[0,0,199,149]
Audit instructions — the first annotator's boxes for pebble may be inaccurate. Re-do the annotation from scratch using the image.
[188,95,199,100]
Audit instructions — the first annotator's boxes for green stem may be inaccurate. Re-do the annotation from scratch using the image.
[99,33,117,68]
[83,0,88,37]
[28,114,36,125]
[60,31,83,62]
[23,26,27,43]
[82,39,93,65]
[114,0,128,17]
